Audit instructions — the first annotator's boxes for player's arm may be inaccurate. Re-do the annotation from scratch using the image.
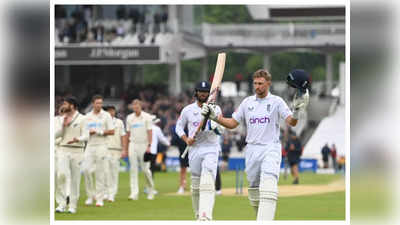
[175,110,195,146]
[67,117,89,144]
[146,117,152,152]
[103,114,115,136]
[122,118,130,157]
[215,115,239,129]
[202,104,239,129]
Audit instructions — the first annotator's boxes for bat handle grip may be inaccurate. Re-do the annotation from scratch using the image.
[201,112,210,131]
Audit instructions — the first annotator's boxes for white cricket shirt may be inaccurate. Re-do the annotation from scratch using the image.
[85,109,114,146]
[126,111,153,144]
[232,93,292,145]
[175,101,222,147]
[150,125,170,154]
[107,117,126,150]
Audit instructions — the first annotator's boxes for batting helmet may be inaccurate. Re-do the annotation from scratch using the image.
[287,69,311,93]
[195,81,211,92]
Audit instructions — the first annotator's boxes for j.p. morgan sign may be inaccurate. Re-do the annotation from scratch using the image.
[55,46,159,61]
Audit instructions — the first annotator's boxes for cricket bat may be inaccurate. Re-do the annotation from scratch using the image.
[181,52,226,158]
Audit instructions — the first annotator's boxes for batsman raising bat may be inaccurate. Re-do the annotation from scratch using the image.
[175,53,226,220]
[201,69,310,220]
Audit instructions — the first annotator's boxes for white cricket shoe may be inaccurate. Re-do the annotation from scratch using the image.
[147,193,154,200]
[85,198,94,206]
[95,200,104,207]
[128,194,138,200]
[107,196,115,202]
[177,186,184,194]
[215,190,222,195]
[68,208,77,214]
[55,205,66,213]
[153,189,158,195]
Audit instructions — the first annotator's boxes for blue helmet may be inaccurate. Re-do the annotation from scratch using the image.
[195,81,211,92]
[287,69,310,93]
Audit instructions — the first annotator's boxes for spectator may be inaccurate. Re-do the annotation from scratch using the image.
[129,8,140,33]
[331,144,337,172]
[116,5,127,20]
[234,73,243,94]
[286,133,302,184]
[221,135,232,171]
[321,143,331,169]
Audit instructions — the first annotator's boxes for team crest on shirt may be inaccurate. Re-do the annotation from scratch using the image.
[248,106,255,111]
[267,104,271,112]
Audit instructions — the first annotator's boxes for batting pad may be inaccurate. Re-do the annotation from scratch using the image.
[191,176,200,219]
[248,187,260,213]
[199,171,215,220]
[257,176,278,220]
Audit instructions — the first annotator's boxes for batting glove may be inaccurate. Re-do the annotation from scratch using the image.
[201,103,218,121]
[292,89,309,119]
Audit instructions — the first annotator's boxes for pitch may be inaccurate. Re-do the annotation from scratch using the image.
[55,171,345,220]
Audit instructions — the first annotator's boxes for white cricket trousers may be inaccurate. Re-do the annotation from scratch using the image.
[105,149,121,199]
[129,142,154,196]
[55,146,84,210]
[83,144,108,201]
[188,145,219,220]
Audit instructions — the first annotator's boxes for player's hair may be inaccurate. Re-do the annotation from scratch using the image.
[107,105,116,111]
[132,99,142,106]
[92,94,103,103]
[253,69,272,81]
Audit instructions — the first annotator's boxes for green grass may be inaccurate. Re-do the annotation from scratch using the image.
[55,171,345,220]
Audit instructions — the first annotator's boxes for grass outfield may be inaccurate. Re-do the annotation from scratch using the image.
[55,171,345,220]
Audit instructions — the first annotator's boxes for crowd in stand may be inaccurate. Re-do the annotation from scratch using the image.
[55,5,169,44]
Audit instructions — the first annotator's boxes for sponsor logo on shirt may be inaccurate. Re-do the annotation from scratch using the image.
[87,122,101,128]
[193,121,200,127]
[132,123,144,128]
[249,116,270,124]
[248,106,255,111]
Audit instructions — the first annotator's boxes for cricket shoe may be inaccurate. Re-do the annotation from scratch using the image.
[147,193,154,200]
[215,190,222,195]
[85,198,94,206]
[95,200,104,207]
[55,205,66,213]
[68,208,77,214]
[128,194,138,200]
[107,196,115,202]
[177,186,184,194]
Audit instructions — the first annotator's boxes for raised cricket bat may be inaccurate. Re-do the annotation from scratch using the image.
[181,52,226,158]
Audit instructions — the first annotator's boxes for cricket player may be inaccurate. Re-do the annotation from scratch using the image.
[54,96,88,213]
[82,95,115,207]
[104,106,126,202]
[148,117,171,194]
[175,81,224,220]
[201,69,309,220]
[123,99,155,200]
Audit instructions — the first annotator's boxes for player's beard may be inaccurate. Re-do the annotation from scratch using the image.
[197,94,208,103]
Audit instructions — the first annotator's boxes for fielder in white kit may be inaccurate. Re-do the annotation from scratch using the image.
[123,99,155,200]
[201,69,309,220]
[83,95,115,207]
[175,81,224,221]
[104,106,126,202]
[55,97,88,214]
